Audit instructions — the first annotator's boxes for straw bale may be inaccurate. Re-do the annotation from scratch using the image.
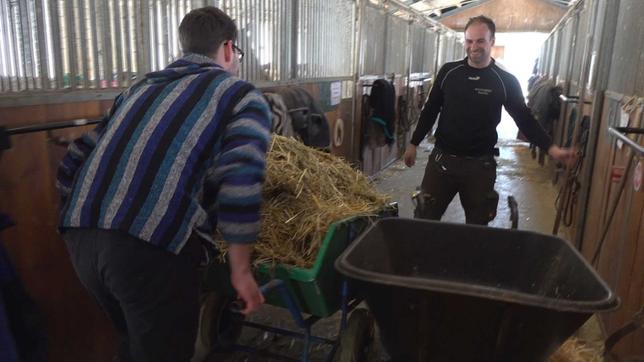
[548,337,604,362]
[217,135,389,268]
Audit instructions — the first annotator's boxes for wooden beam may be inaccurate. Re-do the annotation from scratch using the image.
[439,0,567,32]
[434,0,492,19]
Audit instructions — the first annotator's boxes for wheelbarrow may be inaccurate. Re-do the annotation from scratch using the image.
[196,204,398,361]
[335,218,619,362]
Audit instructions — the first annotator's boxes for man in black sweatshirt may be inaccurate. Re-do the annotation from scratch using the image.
[404,15,575,225]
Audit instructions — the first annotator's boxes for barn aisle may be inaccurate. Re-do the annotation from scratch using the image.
[373,137,565,236]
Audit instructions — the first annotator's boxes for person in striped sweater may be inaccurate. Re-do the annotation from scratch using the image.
[56,7,270,361]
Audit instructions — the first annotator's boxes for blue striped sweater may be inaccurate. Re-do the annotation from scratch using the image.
[57,54,271,254]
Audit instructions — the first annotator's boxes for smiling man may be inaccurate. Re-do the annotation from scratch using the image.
[404,15,575,225]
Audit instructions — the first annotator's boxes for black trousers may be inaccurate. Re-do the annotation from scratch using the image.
[418,148,499,225]
[63,228,202,362]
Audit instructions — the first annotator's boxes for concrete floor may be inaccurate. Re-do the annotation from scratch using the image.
[210,139,596,362]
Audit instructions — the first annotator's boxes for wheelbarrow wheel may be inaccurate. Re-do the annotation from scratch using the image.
[335,308,376,362]
[194,291,244,359]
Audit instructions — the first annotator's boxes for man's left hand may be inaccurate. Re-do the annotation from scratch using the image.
[548,145,577,167]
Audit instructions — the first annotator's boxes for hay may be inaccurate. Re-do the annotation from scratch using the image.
[218,135,389,268]
[548,337,604,362]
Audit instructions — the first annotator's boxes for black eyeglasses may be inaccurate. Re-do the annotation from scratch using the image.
[231,43,244,61]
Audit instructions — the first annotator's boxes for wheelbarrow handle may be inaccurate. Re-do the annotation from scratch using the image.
[259,279,285,294]
[229,280,286,313]
[230,279,308,329]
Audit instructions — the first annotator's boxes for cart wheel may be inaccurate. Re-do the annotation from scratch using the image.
[335,308,376,362]
[195,292,244,356]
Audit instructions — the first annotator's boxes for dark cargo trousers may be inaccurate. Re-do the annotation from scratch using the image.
[417,147,499,225]
[63,228,202,362]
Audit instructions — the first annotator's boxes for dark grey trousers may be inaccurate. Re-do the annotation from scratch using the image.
[419,147,499,225]
[63,228,201,362]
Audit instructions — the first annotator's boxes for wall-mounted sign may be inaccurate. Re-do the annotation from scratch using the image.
[330,81,342,106]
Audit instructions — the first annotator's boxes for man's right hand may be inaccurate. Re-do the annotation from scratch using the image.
[404,144,417,167]
[228,244,265,315]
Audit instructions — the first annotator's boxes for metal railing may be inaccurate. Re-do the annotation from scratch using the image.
[608,126,644,156]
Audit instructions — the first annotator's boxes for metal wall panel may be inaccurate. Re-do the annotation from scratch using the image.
[538,37,548,75]
[570,3,591,94]
[423,29,437,75]
[360,5,386,75]
[453,36,463,60]
[437,33,452,68]
[384,14,408,75]
[549,30,561,77]
[0,0,195,93]
[409,24,425,74]
[607,0,644,95]
[445,35,456,64]
[295,0,354,79]
[556,18,575,83]
[221,0,294,82]
[546,34,554,77]
[542,36,551,75]
[407,24,439,77]
[0,0,454,96]
[586,0,607,92]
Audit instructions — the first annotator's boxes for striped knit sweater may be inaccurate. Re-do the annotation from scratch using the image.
[57,54,271,254]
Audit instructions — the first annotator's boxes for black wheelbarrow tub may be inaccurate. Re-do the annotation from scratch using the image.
[335,218,619,362]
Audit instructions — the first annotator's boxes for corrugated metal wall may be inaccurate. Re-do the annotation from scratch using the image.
[547,33,558,76]
[0,0,461,95]
[555,17,575,84]
[409,24,425,74]
[606,0,644,95]
[222,0,293,82]
[538,36,549,75]
[295,0,355,79]
[409,26,438,76]
[0,0,356,93]
[359,6,387,76]
[0,0,211,93]
[437,33,449,68]
[384,14,408,75]
[424,29,439,75]
[569,2,591,94]
[585,0,608,93]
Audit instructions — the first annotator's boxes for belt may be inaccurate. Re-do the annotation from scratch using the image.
[433,147,497,161]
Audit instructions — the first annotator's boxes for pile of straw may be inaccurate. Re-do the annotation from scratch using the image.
[219,135,389,268]
[548,337,604,362]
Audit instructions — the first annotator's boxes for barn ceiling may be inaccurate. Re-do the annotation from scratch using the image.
[400,0,577,19]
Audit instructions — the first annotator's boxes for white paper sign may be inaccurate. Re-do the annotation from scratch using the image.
[330,81,342,106]
[617,109,629,149]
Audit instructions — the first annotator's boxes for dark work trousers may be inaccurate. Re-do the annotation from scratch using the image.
[63,228,202,362]
[419,147,499,225]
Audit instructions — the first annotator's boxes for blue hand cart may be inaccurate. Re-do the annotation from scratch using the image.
[196,205,397,362]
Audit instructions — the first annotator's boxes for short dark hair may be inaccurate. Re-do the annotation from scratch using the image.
[464,15,496,39]
[179,7,237,56]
